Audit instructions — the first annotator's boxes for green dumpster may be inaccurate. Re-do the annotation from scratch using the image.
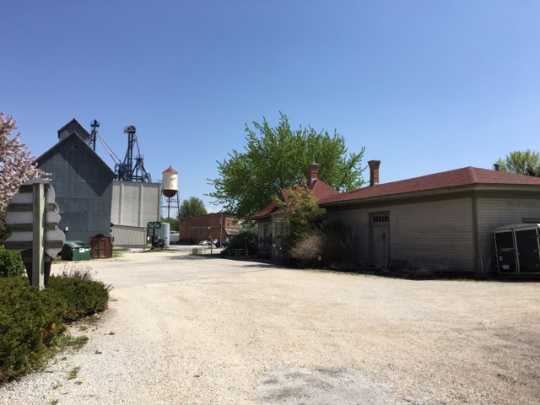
[60,241,92,261]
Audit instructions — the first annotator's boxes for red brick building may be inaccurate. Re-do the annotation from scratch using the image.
[179,213,241,244]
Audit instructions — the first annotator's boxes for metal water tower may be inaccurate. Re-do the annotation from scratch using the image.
[162,166,179,219]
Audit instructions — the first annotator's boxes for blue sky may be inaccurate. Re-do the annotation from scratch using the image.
[3,1,540,211]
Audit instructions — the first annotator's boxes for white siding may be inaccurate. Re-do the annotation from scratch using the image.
[476,197,540,272]
[327,197,475,272]
[112,225,146,247]
[111,181,160,228]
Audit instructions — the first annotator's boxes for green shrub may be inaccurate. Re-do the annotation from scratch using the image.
[221,231,258,256]
[0,247,25,277]
[0,271,110,383]
[47,271,110,322]
[0,277,65,382]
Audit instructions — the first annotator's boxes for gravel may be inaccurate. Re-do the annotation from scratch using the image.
[1,248,539,404]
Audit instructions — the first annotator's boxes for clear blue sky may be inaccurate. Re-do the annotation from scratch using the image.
[3,1,540,211]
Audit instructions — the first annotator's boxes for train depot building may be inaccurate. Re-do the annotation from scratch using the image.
[320,162,540,275]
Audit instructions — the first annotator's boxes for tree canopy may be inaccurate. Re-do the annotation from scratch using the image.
[178,197,207,219]
[0,114,39,212]
[278,186,326,248]
[0,114,39,242]
[210,114,365,216]
[495,150,540,176]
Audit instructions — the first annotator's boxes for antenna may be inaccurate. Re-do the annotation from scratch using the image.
[90,119,100,151]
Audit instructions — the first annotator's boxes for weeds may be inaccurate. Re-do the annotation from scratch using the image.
[67,366,80,380]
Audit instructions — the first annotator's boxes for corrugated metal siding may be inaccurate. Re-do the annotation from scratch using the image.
[111,225,146,247]
[111,182,160,229]
[327,197,475,272]
[37,136,113,244]
[476,197,540,272]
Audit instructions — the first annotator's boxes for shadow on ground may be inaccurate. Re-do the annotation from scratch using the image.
[257,367,416,405]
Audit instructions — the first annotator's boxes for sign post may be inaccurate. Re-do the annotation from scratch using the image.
[5,179,65,289]
[31,182,45,289]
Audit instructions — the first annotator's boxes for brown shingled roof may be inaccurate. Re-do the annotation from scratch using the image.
[320,167,540,206]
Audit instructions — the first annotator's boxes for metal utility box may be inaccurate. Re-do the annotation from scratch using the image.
[147,221,164,248]
[493,224,540,274]
[61,241,92,261]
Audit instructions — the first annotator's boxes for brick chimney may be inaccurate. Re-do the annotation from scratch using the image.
[308,163,320,187]
[368,160,381,187]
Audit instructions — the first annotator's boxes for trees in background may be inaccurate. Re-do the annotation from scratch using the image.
[495,150,540,176]
[210,113,365,217]
[178,197,207,220]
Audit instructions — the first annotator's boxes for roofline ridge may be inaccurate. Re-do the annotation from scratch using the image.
[335,166,477,197]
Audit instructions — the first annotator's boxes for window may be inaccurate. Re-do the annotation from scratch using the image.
[371,214,389,224]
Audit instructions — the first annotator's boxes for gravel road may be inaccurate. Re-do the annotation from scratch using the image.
[1,248,539,404]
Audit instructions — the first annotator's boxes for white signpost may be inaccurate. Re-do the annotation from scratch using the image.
[5,179,65,289]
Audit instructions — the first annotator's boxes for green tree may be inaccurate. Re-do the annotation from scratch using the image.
[210,113,365,216]
[178,197,207,220]
[278,187,326,247]
[495,150,540,176]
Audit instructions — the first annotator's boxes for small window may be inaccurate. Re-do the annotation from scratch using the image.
[371,214,389,224]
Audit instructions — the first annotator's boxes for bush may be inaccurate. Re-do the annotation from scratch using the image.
[289,232,324,267]
[0,247,24,278]
[0,277,65,382]
[221,231,258,256]
[0,271,110,383]
[47,271,110,322]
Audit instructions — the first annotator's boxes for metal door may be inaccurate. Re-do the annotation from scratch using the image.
[515,229,540,273]
[494,231,517,273]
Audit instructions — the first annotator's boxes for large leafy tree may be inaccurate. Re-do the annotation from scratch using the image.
[495,151,540,176]
[178,197,207,220]
[210,114,365,216]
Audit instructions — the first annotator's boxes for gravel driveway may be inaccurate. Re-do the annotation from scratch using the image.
[1,248,539,404]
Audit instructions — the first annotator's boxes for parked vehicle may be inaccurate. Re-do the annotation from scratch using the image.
[170,231,180,244]
[493,223,540,274]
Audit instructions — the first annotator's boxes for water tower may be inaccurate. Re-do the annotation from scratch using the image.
[162,166,179,219]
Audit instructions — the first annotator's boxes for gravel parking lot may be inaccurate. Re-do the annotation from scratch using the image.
[1,248,539,405]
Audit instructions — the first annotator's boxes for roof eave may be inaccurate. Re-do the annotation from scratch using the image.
[321,183,540,207]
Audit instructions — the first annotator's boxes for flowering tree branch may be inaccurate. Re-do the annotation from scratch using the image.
[0,113,40,213]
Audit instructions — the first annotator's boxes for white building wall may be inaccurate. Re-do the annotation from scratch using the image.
[327,197,475,272]
[111,225,146,248]
[111,181,161,246]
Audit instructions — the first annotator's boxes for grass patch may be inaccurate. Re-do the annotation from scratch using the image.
[67,366,80,380]
[56,335,89,351]
[112,247,127,258]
